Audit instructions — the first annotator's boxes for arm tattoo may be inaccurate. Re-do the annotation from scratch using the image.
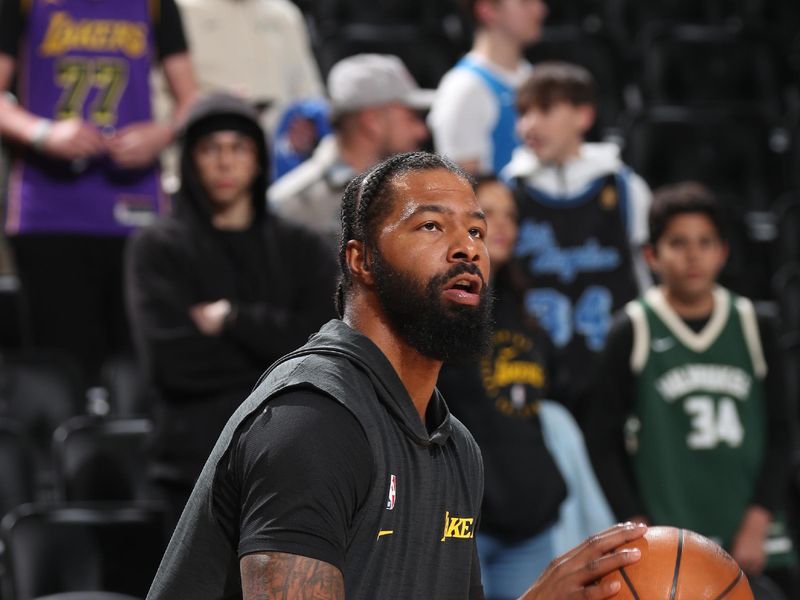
[241,552,345,600]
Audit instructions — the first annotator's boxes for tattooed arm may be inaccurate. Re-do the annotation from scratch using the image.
[241,553,344,600]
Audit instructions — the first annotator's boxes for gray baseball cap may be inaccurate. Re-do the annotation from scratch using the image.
[328,54,435,118]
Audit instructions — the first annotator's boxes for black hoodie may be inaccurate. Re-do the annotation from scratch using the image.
[125,93,338,485]
[147,320,485,600]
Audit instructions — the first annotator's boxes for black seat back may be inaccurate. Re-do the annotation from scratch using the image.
[1,503,165,600]
[53,417,153,502]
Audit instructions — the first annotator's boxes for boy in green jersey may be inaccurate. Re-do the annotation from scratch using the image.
[585,182,798,595]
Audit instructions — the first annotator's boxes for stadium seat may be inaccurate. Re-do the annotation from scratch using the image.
[0,419,35,595]
[717,209,774,301]
[0,503,165,600]
[771,263,800,334]
[0,353,83,486]
[638,25,782,116]
[0,275,32,350]
[622,106,789,211]
[540,0,607,30]
[0,419,35,520]
[781,331,800,430]
[31,594,139,600]
[98,355,149,417]
[52,416,153,503]
[310,0,462,87]
[772,194,800,270]
[609,0,767,47]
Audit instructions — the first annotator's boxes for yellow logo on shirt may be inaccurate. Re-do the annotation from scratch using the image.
[481,329,545,417]
[440,511,475,542]
[600,184,618,210]
[39,12,148,58]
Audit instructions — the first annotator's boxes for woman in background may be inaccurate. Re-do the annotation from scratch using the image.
[437,176,614,600]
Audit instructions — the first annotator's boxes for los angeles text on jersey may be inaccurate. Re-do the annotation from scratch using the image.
[440,511,476,542]
[39,12,148,58]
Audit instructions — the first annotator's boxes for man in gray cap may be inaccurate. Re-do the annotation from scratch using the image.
[268,54,431,249]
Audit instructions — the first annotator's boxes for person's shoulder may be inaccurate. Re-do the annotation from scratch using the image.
[500,145,540,181]
[128,215,187,251]
[235,385,372,471]
[575,142,623,171]
[267,213,332,253]
[171,0,204,12]
[254,0,304,19]
[265,387,359,427]
[613,304,636,332]
[433,62,490,100]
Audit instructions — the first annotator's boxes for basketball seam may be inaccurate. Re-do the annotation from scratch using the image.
[619,566,640,600]
[669,528,684,600]
[713,569,744,600]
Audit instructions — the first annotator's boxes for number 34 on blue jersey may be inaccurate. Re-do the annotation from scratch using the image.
[525,286,613,352]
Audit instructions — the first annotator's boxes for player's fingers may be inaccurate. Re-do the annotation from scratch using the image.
[548,524,631,566]
[540,526,632,575]
[576,523,647,559]
[577,547,641,585]
[574,578,623,600]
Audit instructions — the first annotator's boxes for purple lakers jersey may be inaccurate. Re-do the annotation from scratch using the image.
[6,0,166,236]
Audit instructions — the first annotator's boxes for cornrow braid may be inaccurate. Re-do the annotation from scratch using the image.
[334,151,473,317]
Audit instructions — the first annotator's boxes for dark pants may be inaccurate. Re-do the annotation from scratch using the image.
[10,234,131,388]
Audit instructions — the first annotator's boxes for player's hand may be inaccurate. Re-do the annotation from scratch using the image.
[189,299,232,336]
[41,118,106,161]
[519,522,647,600]
[731,506,769,575]
[106,121,173,168]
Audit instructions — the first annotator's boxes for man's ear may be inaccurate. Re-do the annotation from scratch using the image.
[474,0,496,26]
[359,108,383,139]
[719,239,730,268]
[346,239,375,286]
[643,243,659,273]
[577,104,596,136]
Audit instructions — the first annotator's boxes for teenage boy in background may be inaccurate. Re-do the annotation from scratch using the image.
[127,93,336,529]
[586,182,798,596]
[502,61,652,416]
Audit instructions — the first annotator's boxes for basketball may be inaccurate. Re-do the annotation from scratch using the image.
[599,526,754,599]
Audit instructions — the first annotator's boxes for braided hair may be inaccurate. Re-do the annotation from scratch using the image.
[335,151,473,317]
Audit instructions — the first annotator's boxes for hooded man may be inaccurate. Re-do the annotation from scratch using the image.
[125,92,337,529]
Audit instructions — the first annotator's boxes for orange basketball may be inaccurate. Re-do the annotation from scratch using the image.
[599,526,754,599]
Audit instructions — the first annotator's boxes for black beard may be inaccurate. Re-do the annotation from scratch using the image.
[370,248,494,364]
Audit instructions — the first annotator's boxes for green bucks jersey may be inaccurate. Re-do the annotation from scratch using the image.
[626,286,793,566]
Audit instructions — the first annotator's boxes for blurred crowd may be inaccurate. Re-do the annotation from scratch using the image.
[0,0,800,599]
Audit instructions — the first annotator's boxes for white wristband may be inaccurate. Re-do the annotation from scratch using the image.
[31,118,53,151]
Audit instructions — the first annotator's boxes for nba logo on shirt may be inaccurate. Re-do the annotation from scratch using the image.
[386,474,397,510]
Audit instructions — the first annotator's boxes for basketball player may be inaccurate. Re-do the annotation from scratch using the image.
[0,0,196,387]
[586,182,797,595]
[146,152,645,599]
